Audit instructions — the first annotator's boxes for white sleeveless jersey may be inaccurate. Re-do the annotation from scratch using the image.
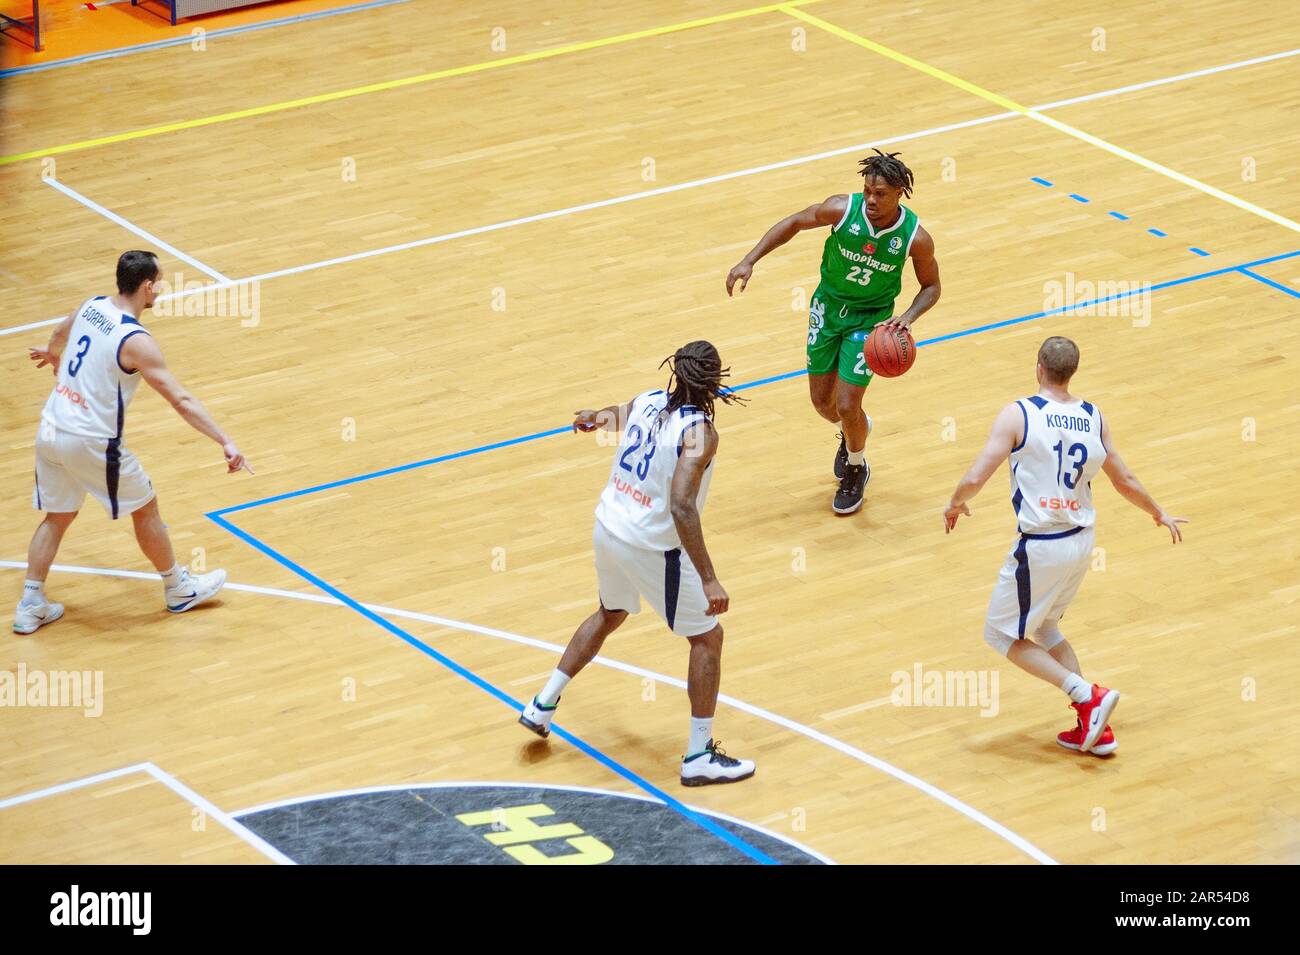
[1008,394,1108,534]
[40,296,150,440]
[595,390,714,551]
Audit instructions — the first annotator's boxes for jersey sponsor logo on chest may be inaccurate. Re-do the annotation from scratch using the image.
[55,383,90,410]
[837,245,898,270]
[611,475,653,508]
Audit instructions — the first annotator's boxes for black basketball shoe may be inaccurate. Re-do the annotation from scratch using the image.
[833,462,871,514]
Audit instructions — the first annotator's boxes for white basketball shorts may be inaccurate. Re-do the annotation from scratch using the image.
[986,525,1094,646]
[33,425,155,519]
[592,520,717,638]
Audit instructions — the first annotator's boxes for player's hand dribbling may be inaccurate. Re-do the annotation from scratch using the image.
[1154,511,1187,543]
[702,578,729,616]
[725,261,752,297]
[223,442,254,475]
[943,501,971,533]
[879,315,915,333]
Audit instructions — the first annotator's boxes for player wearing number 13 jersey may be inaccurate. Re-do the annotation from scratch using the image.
[519,342,757,786]
[943,337,1188,756]
[727,150,942,514]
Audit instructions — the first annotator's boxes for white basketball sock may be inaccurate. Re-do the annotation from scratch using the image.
[20,580,45,608]
[687,717,714,756]
[537,669,570,707]
[847,448,866,466]
[1061,672,1092,704]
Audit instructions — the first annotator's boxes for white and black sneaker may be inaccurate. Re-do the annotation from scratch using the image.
[13,600,65,635]
[518,696,558,738]
[680,739,755,787]
[165,567,227,614]
[832,462,871,514]
[833,416,872,481]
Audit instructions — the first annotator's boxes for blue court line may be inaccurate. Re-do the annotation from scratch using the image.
[1239,267,1300,299]
[0,0,409,78]
[206,511,778,865]
[1028,180,1214,254]
[208,247,1300,518]
[201,245,1300,865]
[1030,176,1053,187]
[215,425,570,516]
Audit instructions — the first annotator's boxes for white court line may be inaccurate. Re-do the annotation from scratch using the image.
[229,780,837,865]
[1030,47,1300,110]
[7,44,1298,341]
[139,762,296,865]
[0,758,295,864]
[0,762,149,810]
[42,177,233,283]
[1,112,1010,339]
[236,112,1016,284]
[0,561,1058,864]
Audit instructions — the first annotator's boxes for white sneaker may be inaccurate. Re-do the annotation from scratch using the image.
[680,739,755,787]
[518,696,558,738]
[165,568,227,614]
[13,600,64,635]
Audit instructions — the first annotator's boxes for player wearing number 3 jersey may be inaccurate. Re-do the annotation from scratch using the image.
[15,251,251,635]
[943,337,1188,756]
[727,149,942,514]
[519,342,757,786]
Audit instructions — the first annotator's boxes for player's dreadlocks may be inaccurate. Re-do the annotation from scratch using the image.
[659,340,747,422]
[858,148,914,198]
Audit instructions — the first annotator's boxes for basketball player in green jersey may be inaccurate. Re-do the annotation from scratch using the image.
[727,150,941,513]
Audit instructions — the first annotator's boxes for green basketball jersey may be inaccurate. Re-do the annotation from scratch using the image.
[818,194,919,309]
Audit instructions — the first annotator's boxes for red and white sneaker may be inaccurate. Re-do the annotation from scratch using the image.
[1071,684,1120,753]
[1057,718,1118,756]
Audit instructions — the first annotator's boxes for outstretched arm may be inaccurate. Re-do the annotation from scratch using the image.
[943,402,1023,532]
[726,195,849,296]
[883,226,941,333]
[28,308,79,375]
[121,333,252,474]
[670,421,727,616]
[1100,415,1186,543]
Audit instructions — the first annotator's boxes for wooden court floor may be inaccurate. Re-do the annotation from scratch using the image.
[2,0,1298,864]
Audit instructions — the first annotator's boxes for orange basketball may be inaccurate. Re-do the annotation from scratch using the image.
[864,325,916,378]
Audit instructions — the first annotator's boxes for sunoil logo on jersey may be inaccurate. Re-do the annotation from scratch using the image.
[1039,497,1082,511]
[611,475,653,508]
[236,784,824,865]
[55,384,90,409]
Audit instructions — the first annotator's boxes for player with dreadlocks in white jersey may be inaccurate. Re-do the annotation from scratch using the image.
[519,341,756,786]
